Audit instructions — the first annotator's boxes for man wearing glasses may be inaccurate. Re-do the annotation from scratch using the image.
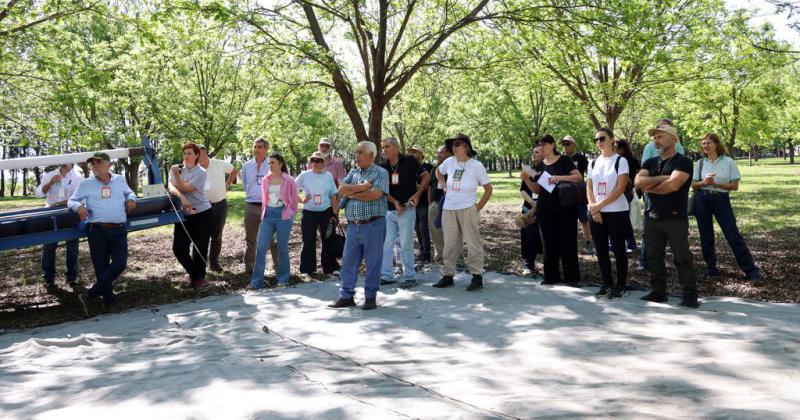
[241,137,277,274]
[329,141,390,310]
[318,138,346,187]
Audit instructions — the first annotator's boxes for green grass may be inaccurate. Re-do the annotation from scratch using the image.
[2,158,797,235]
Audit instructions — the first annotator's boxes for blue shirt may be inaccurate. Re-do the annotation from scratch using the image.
[341,164,389,222]
[295,170,338,212]
[68,173,137,223]
[693,155,741,193]
[642,140,685,162]
[241,158,270,203]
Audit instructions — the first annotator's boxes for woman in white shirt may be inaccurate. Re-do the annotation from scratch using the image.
[587,128,630,298]
[432,133,493,291]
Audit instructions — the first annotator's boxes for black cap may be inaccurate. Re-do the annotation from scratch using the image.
[86,152,111,164]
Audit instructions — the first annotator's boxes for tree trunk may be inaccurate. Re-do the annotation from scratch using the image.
[789,139,796,164]
[368,103,385,156]
[748,144,755,166]
[0,145,5,197]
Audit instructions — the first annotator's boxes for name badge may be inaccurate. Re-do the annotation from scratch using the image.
[391,173,399,185]
[256,174,264,185]
[598,182,607,196]
[314,195,322,205]
[453,180,461,191]
[101,186,112,199]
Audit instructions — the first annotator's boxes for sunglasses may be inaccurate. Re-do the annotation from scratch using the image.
[453,141,466,147]
[595,136,607,142]
[310,158,323,163]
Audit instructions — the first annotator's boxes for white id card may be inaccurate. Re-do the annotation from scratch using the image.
[598,182,607,196]
[453,180,461,191]
[391,173,399,185]
[101,186,111,199]
[314,195,322,205]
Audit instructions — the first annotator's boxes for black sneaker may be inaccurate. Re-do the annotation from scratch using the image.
[399,279,417,289]
[432,276,454,288]
[466,275,483,292]
[640,292,668,303]
[209,262,223,273]
[362,298,377,310]
[702,268,721,279]
[44,282,59,294]
[380,278,396,286]
[608,288,627,299]
[680,296,700,308]
[328,297,356,308]
[596,285,611,296]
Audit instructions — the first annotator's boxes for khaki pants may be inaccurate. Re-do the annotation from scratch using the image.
[244,203,277,272]
[428,202,444,263]
[441,206,485,276]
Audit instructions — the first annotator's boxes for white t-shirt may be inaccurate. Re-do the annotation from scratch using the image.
[204,159,235,203]
[588,153,630,212]
[438,156,491,210]
[267,183,282,207]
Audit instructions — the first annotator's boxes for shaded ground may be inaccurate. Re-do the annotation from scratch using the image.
[1,204,799,332]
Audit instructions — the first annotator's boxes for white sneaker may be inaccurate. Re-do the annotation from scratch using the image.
[522,268,532,276]
[331,270,340,276]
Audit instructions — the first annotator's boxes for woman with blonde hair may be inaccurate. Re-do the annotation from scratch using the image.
[691,133,761,281]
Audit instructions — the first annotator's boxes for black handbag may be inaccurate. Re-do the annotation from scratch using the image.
[326,219,347,259]
[556,181,587,208]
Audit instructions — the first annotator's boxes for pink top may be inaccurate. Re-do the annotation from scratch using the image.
[324,156,347,186]
[260,172,299,220]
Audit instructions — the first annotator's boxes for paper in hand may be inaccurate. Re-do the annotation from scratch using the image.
[537,171,556,193]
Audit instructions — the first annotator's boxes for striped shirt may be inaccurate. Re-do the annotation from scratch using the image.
[341,164,389,221]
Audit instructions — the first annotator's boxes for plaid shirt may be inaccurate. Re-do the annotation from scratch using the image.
[341,164,389,221]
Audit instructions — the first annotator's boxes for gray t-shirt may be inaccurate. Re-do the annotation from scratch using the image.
[173,165,211,213]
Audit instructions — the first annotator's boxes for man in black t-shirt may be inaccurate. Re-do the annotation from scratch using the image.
[561,135,593,254]
[634,124,698,308]
[409,144,434,263]
[379,138,430,288]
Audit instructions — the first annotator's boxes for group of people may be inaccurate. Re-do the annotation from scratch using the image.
[36,120,760,314]
[516,118,761,309]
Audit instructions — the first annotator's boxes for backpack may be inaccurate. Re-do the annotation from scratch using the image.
[590,156,634,202]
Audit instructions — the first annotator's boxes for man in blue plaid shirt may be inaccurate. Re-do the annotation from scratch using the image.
[329,141,389,311]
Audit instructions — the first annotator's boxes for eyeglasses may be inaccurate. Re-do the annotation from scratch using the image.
[594,136,607,142]
[453,141,465,147]
[319,144,330,148]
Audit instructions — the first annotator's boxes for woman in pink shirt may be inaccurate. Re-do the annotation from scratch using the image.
[250,153,298,288]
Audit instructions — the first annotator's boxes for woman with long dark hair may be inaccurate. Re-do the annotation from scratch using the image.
[587,128,630,297]
[527,134,582,285]
[250,153,298,288]
[692,133,761,281]
[169,143,212,288]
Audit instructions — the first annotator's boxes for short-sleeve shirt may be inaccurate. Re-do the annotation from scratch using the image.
[417,162,434,207]
[241,158,269,203]
[204,159,235,203]
[172,165,211,214]
[642,153,693,219]
[295,170,338,212]
[431,164,446,203]
[437,156,491,211]
[380,154,425,210]
[533,155,577,215]
[588,154,630,212]
[36,168,84,207]
[694,155,740,193]
[342,164,390,221]
[324,156,347,186]
[569,153,589,178]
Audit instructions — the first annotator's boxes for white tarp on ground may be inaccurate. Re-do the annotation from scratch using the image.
[1,272,799,419]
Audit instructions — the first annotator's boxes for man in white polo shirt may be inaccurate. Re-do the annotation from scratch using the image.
[199,146,238,272]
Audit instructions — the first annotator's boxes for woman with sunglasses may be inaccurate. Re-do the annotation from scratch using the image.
[587,128,630,297]
[296,151,340,277]
[250,153,298,288]
[526,134,582,285]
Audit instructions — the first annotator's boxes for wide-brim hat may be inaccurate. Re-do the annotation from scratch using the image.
[318,138,331,146]
[308,151,325,162]
[409,144,424,155]
[86,152,110,164]
[647,125,678,140]
[445,133,477,158]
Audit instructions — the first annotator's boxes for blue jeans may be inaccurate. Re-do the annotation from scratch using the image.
[693,190,759,276]
[41,239,79,283]
[381,209,416,281]
[86,224,128,304]
[340,217,386,300]
[250,206,294,287]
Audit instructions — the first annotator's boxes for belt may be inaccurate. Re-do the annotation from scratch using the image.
[246,202,262,206]
[349,215,384,225]
[211,199,227,205]
[90,222,125,228]
[699,189,727,195]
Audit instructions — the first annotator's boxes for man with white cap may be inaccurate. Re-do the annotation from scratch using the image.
[318,138,346,187]
[634,124,698,308]
[408,144,433,263]
[561,135,593,255]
